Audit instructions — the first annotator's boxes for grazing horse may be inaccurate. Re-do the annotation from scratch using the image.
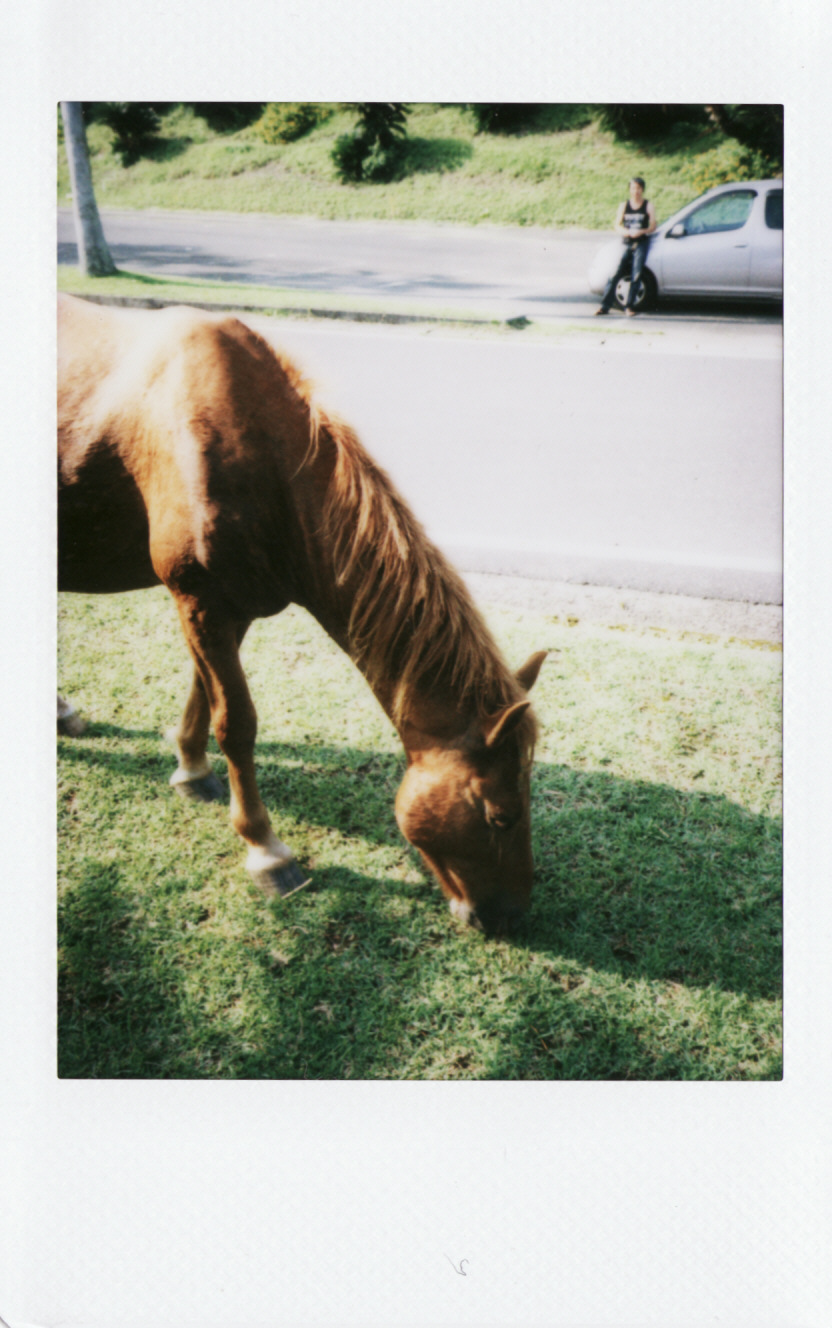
[58,293,545,933]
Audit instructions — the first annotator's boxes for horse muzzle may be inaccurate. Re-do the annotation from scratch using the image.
[449,894,528,936]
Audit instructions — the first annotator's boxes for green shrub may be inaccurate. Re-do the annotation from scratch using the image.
[192,103,264,132]
[332,134,405,183]
[598,104,708,140]
[705,105,783,168]
[469,104,542,134]
[252,102,330,144]
[87,102,163,166]
[331,103,409,182]
[684,143,782,194]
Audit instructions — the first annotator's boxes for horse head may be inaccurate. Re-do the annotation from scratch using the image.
[395,651,546,935]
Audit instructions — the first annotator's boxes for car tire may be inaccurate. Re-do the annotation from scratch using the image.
[614,267,658,312]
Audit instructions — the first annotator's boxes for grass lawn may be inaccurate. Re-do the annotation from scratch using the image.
[56,265,504,327]
[57,104,758,231]
[58,588,782,1081]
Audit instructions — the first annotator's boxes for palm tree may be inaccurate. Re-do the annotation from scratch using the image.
[60,102,116,276]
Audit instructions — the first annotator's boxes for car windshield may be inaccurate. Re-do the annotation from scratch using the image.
[656,189,713,230]
[685,189,756,234]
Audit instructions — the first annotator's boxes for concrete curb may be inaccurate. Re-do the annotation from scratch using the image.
[68,292,524,330]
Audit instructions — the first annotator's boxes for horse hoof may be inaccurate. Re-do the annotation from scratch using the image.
[250,858,311,899]
[172,772,226,803]
[58,697,86,737]
[58,711,86,738]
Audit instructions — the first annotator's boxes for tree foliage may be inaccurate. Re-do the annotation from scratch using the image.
[82,102,167,165]
[598,103,782,172]
[192,103,264,132]
[704,105,783,167]
[251,103,331,144]
[597,104,708,139]
[332,103,410,182]
[468,104,543,134]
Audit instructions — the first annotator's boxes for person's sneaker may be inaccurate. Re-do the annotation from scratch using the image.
[625,308,636,317]
[594,307,609,316]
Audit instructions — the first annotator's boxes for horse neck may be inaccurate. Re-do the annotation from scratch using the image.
[305,549,483,743]
[292,414,517,746]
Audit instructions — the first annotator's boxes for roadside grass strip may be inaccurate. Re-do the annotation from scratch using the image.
[56,266,501,328]
[58,589,781,1080]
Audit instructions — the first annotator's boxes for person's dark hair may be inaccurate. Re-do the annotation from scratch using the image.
[630,176,646,189]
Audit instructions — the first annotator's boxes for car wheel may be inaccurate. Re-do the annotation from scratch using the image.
[614,267,658,312]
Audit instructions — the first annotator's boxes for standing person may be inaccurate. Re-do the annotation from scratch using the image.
[595,177,656,316]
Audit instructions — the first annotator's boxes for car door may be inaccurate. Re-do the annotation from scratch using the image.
[748,189,783,295]
[659,189,757,294]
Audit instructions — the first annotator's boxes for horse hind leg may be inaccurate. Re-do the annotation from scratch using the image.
[173,598,309,899]
[57,694,86,737]
[168,665,226,803]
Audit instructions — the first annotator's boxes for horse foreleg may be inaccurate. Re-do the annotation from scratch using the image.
[174,599,309,899]
[168,666,226,803]
[57,694,86,737]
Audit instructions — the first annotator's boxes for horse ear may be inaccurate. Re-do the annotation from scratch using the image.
[515,651,547,693]
[482,700,531,749]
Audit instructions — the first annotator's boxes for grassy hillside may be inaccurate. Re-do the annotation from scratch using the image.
[57,103,760,231]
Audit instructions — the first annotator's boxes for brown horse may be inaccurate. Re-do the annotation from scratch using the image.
[58,293,546,933]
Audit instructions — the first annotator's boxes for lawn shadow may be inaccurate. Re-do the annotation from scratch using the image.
[59,859,191,1078]
[57,853,438,1080]
[59,727,405,849]
[60,726,782,1007]
[517,763,781,1002]
[398,136,473,176]
[71,720,166,742]
[257,746,782,1004]
[614,123,722,159]
[141,135,193,164]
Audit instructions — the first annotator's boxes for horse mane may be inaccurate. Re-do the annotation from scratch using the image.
[302,395,535,746]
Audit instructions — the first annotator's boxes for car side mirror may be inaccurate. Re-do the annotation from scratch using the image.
[668,222,686,238]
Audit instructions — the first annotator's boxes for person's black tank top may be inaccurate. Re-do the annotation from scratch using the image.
[623,197,650,239]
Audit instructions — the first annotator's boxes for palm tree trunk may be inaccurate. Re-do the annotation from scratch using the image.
[60,102,117,277]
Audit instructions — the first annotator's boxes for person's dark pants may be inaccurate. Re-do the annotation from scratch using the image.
[600,239,649,311]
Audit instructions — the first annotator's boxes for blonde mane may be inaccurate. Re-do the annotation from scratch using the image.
[255,330,534,747]
[314,407,532,739]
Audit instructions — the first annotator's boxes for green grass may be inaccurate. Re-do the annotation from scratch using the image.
[57,103,746,230]
[55,265,504,326]
[58,589,782,1080]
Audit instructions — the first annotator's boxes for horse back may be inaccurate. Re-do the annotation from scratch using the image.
[58,295,310,613]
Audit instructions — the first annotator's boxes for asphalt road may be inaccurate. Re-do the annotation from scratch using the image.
[244,316,782,605]
[58,207,783,327]
[58,209,783,604]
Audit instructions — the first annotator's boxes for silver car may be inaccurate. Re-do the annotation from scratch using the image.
[587,179,783,311]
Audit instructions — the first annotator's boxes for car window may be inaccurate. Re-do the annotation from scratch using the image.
[765,191,783,230]
[685,190,756,235]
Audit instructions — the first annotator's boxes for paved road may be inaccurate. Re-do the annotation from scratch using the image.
[58,210,782,602]
[58,208,783,328]
[244,317,782,604]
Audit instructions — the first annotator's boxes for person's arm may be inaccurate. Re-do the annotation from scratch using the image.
[613,201,628,235]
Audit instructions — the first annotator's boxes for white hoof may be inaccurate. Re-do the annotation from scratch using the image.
[449,897,474,925]
[57,697,86,737]
[169,760,214,787]
[246,834,310,899]
[245,832,295,875]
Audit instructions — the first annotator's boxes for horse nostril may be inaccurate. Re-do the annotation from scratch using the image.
[474,899,527,936]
